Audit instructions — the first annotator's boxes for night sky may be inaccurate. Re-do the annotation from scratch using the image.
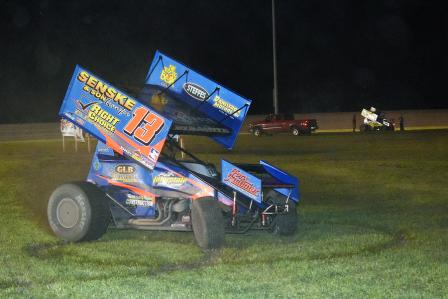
[1,0,447,123]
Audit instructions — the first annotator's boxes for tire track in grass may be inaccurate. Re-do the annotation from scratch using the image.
[144,221,408,275]
[0,279,33,291]
[6,222,403,291]
[3,241,217,291]
[19,221,407,285]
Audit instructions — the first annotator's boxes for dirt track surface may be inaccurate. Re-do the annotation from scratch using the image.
[0,123,60,141]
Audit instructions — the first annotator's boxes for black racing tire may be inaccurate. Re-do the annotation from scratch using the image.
[47,182,110,242]
[291,126,300,136]
[266,190,298,236]
[253,127,262,137]
[191,197,225,249]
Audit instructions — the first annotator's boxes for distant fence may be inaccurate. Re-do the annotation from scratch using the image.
[1,109,447,141]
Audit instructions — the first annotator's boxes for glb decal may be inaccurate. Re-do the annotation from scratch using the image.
[183,82,209,101]
[115,165,135,174]
[224,168,260,197]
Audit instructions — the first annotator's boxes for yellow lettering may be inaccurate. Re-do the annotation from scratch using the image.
[77,71,89,83]
[78,71,134,111]
[114,93,127,106]
[95,81,108,94]
[90,104,101,114]
[86,76,98,89]
[106,87,116,99]
[124,99,136,110]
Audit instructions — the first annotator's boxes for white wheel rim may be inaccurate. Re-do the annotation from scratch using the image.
[56,197,80,229]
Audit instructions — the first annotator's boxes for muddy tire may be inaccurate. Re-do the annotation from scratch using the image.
[191,197,225,249]
[47,182,110,242]
[266,190,298,236]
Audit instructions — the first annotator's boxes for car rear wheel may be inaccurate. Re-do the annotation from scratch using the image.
[47,182,110,242]
[191,197,225,249]
[266,190,298,236]
[253,127,262,136]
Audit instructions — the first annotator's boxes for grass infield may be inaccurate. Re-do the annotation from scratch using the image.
[0,130,447,298]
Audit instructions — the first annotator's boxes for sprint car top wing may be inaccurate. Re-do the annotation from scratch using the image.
[59,65,172,170]
[143,50,252,150]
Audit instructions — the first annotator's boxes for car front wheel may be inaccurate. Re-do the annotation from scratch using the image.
[291,127,300,136]
[47,182,110,242]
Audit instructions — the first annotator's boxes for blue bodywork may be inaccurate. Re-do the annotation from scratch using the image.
[144,51,252,150]
[87,141,217,218]
[61,50,300,225]
[59,65,172,170]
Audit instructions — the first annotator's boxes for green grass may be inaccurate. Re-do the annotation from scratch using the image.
[0,131,447,298]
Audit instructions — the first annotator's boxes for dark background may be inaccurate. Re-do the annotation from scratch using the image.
[1,0,447,123]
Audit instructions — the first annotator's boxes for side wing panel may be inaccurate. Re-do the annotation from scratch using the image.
[260,160,300,202]
[59,65,172,170]
[145,51,251,149]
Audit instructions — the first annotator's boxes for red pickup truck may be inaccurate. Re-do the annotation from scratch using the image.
[248,114,318,136]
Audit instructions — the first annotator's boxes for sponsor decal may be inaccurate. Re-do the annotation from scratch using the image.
[121,147,155,169]
[87,104,120,132]
[153,173,187,188]
[224,168,260,197]
[160,65,177,86]
[115,165,135,174]
[125,194,153,207]
[77,71,136,111]
[183,82,209,101]
[213,95,240,117]
[149,148,160,160]
[112,165,138,183]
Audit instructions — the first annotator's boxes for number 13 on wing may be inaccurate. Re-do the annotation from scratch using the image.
[124,107,165,145]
